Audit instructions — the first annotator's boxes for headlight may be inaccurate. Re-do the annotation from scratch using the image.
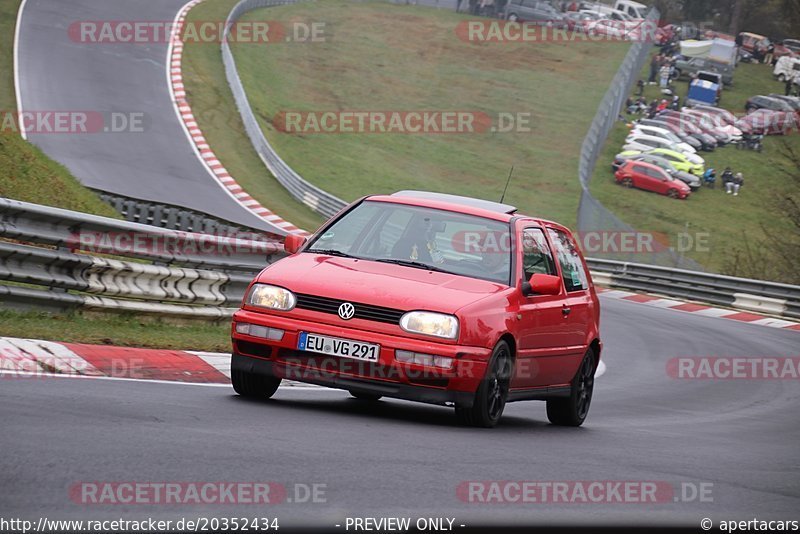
[247,284,296,311]
[400,311,459,340]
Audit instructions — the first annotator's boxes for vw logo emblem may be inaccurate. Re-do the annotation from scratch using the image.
[338,302,355,320]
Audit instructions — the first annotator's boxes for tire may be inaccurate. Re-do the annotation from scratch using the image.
[673,69,682,79]
[667,188,680,198]
[621,177,634,188]
[507,13,518,22]
[778,74,786,82]
[547,349,595,427]
[455,341,513,428]
[231,368,281,398]
[349,390,383,401]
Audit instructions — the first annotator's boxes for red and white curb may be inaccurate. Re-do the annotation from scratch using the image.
[596,288,800,331]
[0,337,319,388]
[167,0,307,236]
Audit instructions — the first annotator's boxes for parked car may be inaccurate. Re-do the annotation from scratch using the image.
[687,105,737,126]
[614,160,691,199]
[505,0,567,26]
[614,0,648,19]
[564,11,598,32]
[635,118,703,151]
[630,125,697,154]
[612,151,702,189]
[767,94,800,111]
[774,39,799,61]
[745,95,796,113]
[681,108,743,143]
[781,39,800,55]
[649,116,718,151]
[736,109,799,135]
[659,110,735,144]
[645,148,705,176]
[674,57,734,86]
[623,132,695,157]
[738,32,771,58]
[232,191,602,428]
[773,56,800,82]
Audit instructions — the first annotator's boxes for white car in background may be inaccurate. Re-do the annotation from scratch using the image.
[630,125,698,154]
[623,133,704,163]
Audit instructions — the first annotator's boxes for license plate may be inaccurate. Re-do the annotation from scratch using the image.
[297,332,380,362]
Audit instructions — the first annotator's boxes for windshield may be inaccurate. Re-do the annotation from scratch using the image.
[306,200,512,285]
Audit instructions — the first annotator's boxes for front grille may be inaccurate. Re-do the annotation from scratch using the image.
[295,293,405,325]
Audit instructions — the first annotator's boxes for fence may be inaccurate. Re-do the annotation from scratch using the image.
[575,8,704,271]
[0,198,277,318]
[221,0,348,220]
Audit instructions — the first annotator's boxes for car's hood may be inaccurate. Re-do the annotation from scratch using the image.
[257,253,509,314]
[676,171,700,184]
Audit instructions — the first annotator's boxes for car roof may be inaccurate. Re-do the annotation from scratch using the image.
[366,192,566,229]
[651,148,687,159]
[624,160,666,172]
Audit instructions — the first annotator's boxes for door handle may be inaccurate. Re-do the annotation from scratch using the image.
[562,306,571,316]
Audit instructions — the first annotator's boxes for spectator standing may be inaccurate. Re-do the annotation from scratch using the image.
[764,42,775,65]
[455,0,463,12]
[648,54,661,85]
[659,63,671,89]
[647,99,659,119]
[636,79,645,96]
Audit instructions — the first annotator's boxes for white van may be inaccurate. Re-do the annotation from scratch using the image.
[614,0,648,19]
[773,56,800,83]
[584,3,633,21]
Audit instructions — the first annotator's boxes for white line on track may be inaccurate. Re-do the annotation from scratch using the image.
[13,0,30,140]
[0,370,335,391]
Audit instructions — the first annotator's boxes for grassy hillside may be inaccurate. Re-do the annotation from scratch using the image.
[0,0,119,217]
[590,58,800,278]
[184,0,630,230]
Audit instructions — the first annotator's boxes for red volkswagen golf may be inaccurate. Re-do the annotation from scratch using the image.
[231,192,601,427]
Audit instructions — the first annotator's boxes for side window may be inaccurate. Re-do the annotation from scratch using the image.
[632,164,647,174]
[547,228,589,292]
[522,228,557,280]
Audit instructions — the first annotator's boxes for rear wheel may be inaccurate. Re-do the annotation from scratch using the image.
[547,350,595,427]
[667,188,680,198]
[231,369,281,398]
[349,391,383,401]
[455,341,513,428]
[507,13,518,21]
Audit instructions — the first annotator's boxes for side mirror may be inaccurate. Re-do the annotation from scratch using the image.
[284,233,307,255]
[521,273,562,297]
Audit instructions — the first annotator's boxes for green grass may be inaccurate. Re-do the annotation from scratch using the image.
[589,57,800,275]
[0,309,231,352]
[0,0,119,216]
[184,0,630,230]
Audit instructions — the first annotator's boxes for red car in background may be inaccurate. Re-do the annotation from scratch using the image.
[230,191,602,428]
[736,109,800,135]
[614,160,691,199]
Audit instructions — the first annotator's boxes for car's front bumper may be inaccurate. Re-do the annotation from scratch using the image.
[231,309,492,405]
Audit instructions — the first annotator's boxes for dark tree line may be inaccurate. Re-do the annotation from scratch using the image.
[649,0,800,39]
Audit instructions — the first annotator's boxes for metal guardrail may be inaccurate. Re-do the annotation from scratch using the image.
[588,259,800,319]
[0,198,280,319]
[94,190,265,236]
[221,0,348,220]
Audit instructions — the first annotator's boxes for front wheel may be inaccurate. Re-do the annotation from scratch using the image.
[621,177,634,188]
[547,350,596,427]
[455,341,513,428]
[231,369,281,398]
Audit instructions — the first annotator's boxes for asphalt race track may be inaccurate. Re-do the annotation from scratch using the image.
[2,297,798,528]
[15,0,283,233]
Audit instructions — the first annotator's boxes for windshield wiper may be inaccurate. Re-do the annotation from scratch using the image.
[374,258,451,274]
[307,248,359,259]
